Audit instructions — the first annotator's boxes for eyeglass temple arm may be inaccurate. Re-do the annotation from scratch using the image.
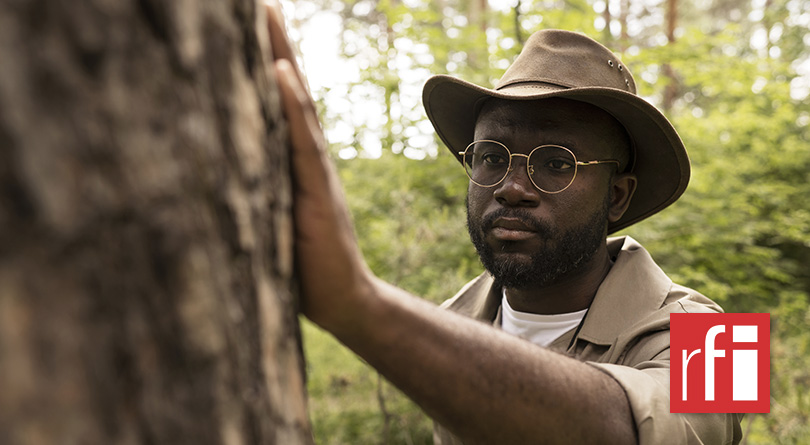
[577,159,621,166]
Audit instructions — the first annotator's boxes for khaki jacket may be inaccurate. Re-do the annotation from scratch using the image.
[434,236,743,445]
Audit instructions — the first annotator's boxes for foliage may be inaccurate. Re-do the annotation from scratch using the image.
[286,0,810,443]
[625,21,810,443]
[303,320,433,444]
[336,151,479,303]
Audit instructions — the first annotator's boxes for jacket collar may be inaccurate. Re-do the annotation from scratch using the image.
[577,236,672,345]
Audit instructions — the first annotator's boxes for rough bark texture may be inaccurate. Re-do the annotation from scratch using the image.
[0,1,312,444]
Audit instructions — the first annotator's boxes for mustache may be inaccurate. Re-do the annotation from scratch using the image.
[480,208,550,235]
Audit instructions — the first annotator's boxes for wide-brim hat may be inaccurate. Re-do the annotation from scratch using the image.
[422,29,689,234]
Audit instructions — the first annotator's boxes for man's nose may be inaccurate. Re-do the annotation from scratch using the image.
[493,157,540,207]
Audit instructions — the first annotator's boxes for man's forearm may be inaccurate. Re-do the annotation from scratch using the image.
[329,277,638,445]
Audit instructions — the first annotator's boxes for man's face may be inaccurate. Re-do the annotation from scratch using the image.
[466,98,628,290]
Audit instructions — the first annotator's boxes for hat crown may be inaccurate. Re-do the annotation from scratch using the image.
[496,30,636,94]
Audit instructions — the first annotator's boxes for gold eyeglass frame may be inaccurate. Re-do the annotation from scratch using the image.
[459,140,621,194]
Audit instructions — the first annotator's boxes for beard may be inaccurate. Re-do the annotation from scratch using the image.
[466,198,609,290]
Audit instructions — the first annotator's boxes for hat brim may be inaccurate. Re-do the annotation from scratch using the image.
[422,74,690,234]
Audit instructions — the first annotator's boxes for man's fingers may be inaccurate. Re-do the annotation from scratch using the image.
[275,60,332,194]
[265,1,307,86]
[275,60,322,152]
[276,58,358,252]
[266,4,355,232]
[265,1,294,62]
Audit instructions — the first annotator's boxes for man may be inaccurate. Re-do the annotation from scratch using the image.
[266,1,742,443]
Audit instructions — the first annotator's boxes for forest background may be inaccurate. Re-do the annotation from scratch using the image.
[280,0,810,443]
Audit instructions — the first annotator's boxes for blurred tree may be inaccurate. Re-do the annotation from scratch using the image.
[0,1,311,444]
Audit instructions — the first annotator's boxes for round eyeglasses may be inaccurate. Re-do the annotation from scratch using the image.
[459,140,621,194]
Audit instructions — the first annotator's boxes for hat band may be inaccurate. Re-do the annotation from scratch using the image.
[495,81,568,95]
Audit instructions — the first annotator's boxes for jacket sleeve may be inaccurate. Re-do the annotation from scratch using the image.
[588,350,744,445]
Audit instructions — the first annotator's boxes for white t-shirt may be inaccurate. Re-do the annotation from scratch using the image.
[501,293,587,347]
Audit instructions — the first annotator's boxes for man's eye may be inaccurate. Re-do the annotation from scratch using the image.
[482,153,508,164]
[545,159,574,170]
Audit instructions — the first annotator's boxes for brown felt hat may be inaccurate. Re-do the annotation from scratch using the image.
[422,29,690,234]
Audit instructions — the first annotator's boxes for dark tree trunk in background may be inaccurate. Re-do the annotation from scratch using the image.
[662,0,679,112]
[0,1,312,444]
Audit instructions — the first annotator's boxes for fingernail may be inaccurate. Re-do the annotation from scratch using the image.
[275,60,295,85]
[276,59,292,73]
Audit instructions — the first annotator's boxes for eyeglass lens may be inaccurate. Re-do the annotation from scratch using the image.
[463,141,577,193]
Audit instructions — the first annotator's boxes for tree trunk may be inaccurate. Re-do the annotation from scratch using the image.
[0,1,312,444]
[619,0,629,51]
[466,0,489,71]
[602,0,612,44]
[663,0,679,112]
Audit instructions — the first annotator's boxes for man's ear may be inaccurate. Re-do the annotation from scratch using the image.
[608,173,638,223]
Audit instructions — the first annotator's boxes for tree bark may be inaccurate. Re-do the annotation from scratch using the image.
[0,1,312,444]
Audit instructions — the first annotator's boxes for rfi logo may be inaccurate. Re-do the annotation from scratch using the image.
[670,313,770,413]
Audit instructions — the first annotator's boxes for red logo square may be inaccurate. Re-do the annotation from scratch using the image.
[670,313,770,413]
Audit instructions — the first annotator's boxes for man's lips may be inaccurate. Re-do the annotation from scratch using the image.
[489,217,538,241]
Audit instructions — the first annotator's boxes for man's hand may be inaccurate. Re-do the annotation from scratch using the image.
[265,1,375,332]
